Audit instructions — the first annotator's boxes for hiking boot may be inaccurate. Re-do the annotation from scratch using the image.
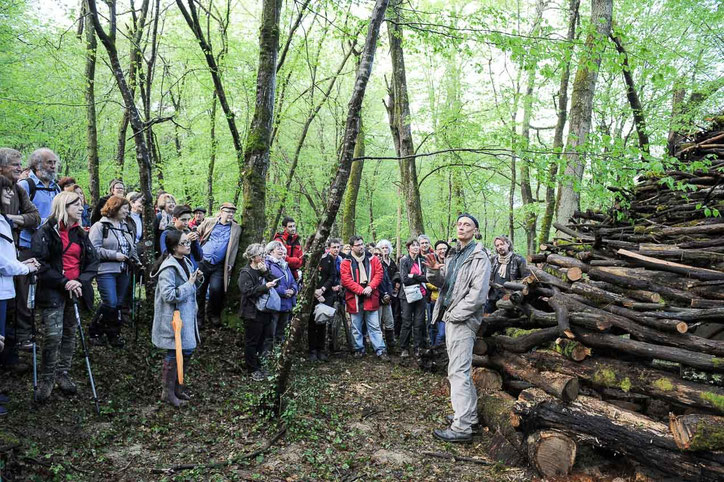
[414,348,422,358]
[378,352,390,362]
[433,427,472,443]
[400,350,410,358]
[445,415,481,434]
[308,350,319,362]
[90,334,107,347]
[56,372,77,395]
[108,334,126,348]
[161,360,183,408]
[251,370,265,382]
[35,380,54,403]
[317,351,329,362]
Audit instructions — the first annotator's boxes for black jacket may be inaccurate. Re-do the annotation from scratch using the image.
[31,217,99,311]
[399,254,427,287]
[237,265,274,319]
[316,253,340,307]
[489,252,529,303]
[90,195,110,226]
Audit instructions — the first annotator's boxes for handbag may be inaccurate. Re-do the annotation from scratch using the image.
[403,284,424,303]
[255,283,282,312]
[313,302,337,325]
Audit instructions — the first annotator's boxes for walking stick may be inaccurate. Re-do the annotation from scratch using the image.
[172,310,183,384]
[27,273,37,402]
[72,295,100,415]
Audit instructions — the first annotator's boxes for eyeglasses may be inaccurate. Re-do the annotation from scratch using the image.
[373,253,382,256]
[353,243,365,247]
[179,241,191,247]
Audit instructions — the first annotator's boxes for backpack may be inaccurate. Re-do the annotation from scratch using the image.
[25,178,61,201]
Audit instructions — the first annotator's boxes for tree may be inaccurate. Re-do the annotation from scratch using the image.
[273,0,390,413]
[341,125,365,241]
[539,0,580,245]
[238,0,283,254]
[78,0,100,206]
[387,0,424,236]
[556,0,613,227]
[87,0,156,272]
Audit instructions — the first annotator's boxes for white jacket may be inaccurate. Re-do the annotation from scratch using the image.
[0,215,29,300]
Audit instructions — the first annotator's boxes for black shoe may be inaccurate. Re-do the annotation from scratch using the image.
[108,335,126,348]
[445,415,481,434]
[433,427,472,443]
[317,351,329,362]
[308,351,318,362]
[353,351,365,359]
[378,352,390,362]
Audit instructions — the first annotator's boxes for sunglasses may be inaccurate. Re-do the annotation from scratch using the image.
[179,241,192,247]
[373,253,382,256]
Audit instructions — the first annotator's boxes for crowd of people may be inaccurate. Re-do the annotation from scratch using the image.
[0,146,530,443]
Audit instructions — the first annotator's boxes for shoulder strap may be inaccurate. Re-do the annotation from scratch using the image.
[26,178,36,201]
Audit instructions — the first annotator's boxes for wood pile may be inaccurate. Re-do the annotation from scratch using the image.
[470,126,724,480]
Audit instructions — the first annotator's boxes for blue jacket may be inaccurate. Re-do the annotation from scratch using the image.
[266,256,298,313]
[18,172,60,248]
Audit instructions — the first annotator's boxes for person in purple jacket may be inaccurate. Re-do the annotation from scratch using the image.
[262,240,298,355]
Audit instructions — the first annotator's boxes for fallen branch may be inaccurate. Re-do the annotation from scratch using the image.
[421,451,494,466]
[151,426,287,474]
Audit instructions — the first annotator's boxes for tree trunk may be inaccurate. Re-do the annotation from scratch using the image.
[487,351,579,402]
[272,0,390,414]
[477,390,527,466]
[238,0,283,260]
[341,125,364,242]
[208,91,218,213]
[388,0,424,236]
[556,0,613,226]
[609,33,649,153]
[81,1,100,206]
[88,0,155,274]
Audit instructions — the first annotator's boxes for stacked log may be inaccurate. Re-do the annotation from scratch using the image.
[467,125,724,480]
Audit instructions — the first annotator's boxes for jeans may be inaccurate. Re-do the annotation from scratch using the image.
[96,272,131,309]
[244,312,272,372]
[434,321,446,346]
[39,301,76,383]
[165,348,194,362]
[197,261,225,321]
[350,310,386,355]
[399,297,427,350]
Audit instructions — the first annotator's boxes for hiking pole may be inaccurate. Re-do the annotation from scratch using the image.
[27,273,38,402]
[71,295,100,415]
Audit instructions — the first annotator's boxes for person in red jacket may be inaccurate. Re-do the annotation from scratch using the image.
[273,217,303,281]
[340,235,389,361]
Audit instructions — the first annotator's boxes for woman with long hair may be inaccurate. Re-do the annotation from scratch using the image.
[31,191,98,402]
[88,195,137,347]
[0,175,39,414]
[150,230,200,407]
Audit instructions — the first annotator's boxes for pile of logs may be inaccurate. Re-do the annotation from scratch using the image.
[468,125,724,480]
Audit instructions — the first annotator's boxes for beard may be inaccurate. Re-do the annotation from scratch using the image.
[37,167,56,183]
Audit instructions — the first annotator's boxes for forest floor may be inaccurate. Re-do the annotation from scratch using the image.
[1,311,637,481]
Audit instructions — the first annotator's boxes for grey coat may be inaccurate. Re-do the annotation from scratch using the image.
[88,216,138,275]
[427,242,491,334]
[151,256,200,351]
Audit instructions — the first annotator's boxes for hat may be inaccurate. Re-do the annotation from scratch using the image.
[457,213,479,229]
[193,207,206,214]
[219,202,237,211]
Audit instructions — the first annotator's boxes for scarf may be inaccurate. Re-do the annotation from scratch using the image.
[497,251,513,279]
[442,241,476,309]
[351,251,368,285]
[267,255,289,280]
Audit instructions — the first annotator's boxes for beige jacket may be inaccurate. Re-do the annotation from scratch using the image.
[197,216,241,291]
[427,242,491,332]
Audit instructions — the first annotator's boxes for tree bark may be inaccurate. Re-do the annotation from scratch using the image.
[238,0,283,262]
[670,414,724,451]
[539,0,579,245]
[388,0,424,236]
[341,125,365,242]
[556,0,613,226]
[609,33,649,153]
[208,91,218,213]
[80,1,100,206]
[487,351,579,402]
[272,0,390,414]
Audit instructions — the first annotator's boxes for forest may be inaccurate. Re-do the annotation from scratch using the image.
[1,0,720,253]
[1,0,724,480]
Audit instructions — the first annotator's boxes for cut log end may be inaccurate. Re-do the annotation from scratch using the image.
[566,266,583,281]
[676,322,689,334]
[527,430,577,478]
[669,413,724,451]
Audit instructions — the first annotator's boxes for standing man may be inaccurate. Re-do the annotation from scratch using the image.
[418,234,433,257]
[487,235,529,313]
[0,148,40,368]
[189,207,206,231]
[196,202,241,326]
[16,148,60,348]
[425,214,490,443]
[340,235,389,361]
[311,238,343,361]
[273,216,303,281]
